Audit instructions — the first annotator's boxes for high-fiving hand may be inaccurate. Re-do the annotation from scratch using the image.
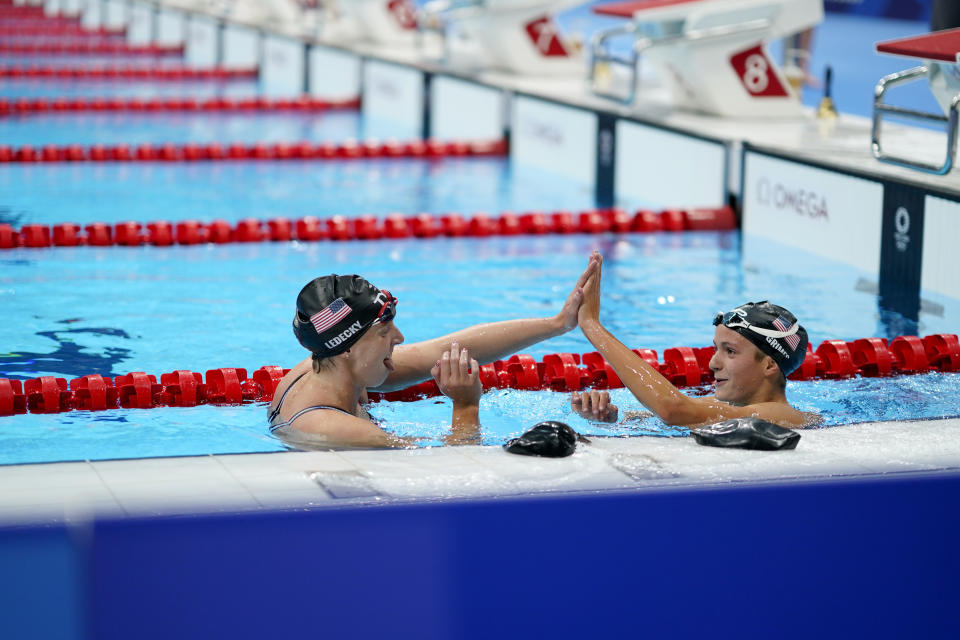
[555,251,602,332]
[577,251,603,327]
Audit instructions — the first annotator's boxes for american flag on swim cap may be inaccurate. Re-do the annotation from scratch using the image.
[773,314,800,350]
[310,298,352,334]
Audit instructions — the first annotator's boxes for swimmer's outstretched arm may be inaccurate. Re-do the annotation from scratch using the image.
[578,252,806,428]
[373,255,600,392]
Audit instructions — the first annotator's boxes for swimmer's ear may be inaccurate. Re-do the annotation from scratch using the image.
[762,356,780,377]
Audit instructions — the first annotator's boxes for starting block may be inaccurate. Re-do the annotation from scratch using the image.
[327,0,420,44]
[873,28,960,175]
[418,0,586,75]
[589,0,823,117]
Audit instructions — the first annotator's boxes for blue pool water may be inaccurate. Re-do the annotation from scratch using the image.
[2,370,959,464]
[0,79,260,99]
[0,54,187,67]
[0,159,600,226]
[2,229,960,464]
[0,111,370,146]
[1,5,958,465]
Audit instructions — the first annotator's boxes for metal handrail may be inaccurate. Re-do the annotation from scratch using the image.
[416,1,485,64]
[871,65,960,175]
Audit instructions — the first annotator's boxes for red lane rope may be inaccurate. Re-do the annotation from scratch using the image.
[0,65,258,79]
[0,7,54,18]
[0,137,507,165]
[0,43,184,55]
[2,335,957,415]
[0,16,86,25]
[0,25,126,36]
[0,95,360,115]
[0,204,733,250]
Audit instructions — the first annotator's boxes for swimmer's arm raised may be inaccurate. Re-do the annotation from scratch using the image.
[580,318,707,426]
[580,326,811,427]
[577,251,763,427]
[375,255,599,391]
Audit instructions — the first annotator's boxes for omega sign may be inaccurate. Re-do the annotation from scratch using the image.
[756,178,829,220]
[520,118,563,146]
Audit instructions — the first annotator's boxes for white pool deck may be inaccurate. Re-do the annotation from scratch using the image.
[2,417,958,525]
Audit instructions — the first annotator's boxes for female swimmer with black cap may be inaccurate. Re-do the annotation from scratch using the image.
[270,256,600,448]
[570,251,819,429]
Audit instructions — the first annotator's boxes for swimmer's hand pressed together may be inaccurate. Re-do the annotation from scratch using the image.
[571,390,619,423]
[431,342,483,445]
[373,253,600,393]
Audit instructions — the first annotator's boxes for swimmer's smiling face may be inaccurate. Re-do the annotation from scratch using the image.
[709,325,772,404]
[348,319,404,387]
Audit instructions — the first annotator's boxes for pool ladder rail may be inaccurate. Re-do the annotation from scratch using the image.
[871,65,960,175]
[872,28,960,175]
[2,335,959,416]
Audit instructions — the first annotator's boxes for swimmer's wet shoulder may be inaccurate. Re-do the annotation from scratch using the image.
[688,395,819,429]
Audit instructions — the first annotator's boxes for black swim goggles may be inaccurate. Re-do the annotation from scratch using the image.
[373,290,398,325]
[713,309,798,340]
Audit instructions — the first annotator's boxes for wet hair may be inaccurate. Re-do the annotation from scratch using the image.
[311,352,337,374]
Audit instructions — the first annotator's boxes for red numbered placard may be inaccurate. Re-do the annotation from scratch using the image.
[729,45,789,97]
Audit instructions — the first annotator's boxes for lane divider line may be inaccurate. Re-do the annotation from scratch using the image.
[0,95,361,115]
[0,65,258,80]
[0,25,126,36]
[0,42,184,55]
[0,204,734,249]
[0,137,507,165]
[1,334,957,415]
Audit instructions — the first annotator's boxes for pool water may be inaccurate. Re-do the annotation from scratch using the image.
[0,159,598,226]
[0,79,261,99]
[2,229,959,464]
[0,111,369,146]
[2,369,959,464]
[1,5,958,465]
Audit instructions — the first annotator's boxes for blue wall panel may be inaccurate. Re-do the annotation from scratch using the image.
[88,473,960,640]
[825,0,931,21]
[0,524,84,640]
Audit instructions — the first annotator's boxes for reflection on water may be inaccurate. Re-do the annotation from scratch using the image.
[0,324,132,380]
[376,371,960,447]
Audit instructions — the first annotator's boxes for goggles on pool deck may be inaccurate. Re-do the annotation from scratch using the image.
[373,290,398,325]
[713,310,799,340]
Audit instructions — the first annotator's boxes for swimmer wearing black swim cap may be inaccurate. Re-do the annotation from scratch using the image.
[571,251,819,430]
[269,257,602,449]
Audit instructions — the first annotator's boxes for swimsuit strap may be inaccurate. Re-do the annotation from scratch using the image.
[269,404,355,433]
[266,371,308,423]
[267,370,379,432]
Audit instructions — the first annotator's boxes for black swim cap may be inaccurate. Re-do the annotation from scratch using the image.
[692,417,801,451]
[292,275,397,357]
[503,421,589,458]
[713,301,808,377]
